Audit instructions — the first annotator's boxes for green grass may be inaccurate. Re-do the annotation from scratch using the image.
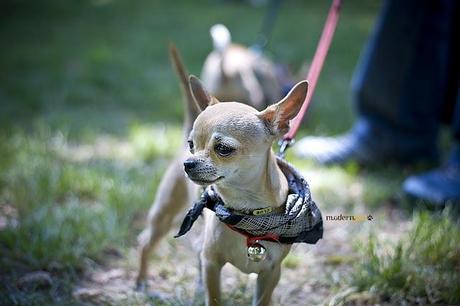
[346,209,460,305]
[2,0,459,305]
[0,128,165,304]
[0,0,380,137]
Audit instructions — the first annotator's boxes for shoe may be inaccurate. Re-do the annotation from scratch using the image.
[403,146,460,206]
[293,119,438,166]
[293,132,381,165]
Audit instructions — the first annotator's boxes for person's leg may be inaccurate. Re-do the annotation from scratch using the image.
[295,0,455,165]
[401,0,460,206]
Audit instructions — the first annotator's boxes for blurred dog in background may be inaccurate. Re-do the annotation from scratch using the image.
[201,24,282,110]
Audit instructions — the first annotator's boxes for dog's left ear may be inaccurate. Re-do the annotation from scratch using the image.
[258,80,308,135]
[189,75,220,112]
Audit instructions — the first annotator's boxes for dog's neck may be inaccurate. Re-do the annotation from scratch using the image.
[213,149,289,211]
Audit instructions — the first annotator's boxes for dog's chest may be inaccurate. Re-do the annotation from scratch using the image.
[203,213,290,274]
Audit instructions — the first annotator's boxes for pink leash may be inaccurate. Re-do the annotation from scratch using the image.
[279,0,343,156]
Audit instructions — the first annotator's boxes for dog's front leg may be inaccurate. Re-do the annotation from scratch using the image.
[253,265,281,306]
[201,255,223,306]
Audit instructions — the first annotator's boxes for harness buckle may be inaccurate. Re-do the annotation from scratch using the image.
[252,207,273,216]
[278,139,295,159]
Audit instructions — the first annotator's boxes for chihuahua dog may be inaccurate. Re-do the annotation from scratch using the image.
[137,45,310,306]
[201,24,282,110]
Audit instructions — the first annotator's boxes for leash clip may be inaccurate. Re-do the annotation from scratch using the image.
[278,139,295,159]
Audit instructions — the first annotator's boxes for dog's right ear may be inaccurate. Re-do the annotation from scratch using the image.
[257,80,308,135]
[189,75,219,112]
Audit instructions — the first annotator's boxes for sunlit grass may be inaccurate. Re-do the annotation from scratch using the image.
[290,156,403,211]
[343,209,460,305]
[0,127,169,304]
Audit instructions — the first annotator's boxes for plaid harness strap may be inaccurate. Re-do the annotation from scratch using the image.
[175,157,323,245]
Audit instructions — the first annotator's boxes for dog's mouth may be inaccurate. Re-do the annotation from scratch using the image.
[188,176,224,186]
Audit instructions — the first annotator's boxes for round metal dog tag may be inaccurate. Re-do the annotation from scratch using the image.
[247,241,267,262]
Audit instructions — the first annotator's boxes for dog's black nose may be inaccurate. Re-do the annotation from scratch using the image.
[184,159,198,171]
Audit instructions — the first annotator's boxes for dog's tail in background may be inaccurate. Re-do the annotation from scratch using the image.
[169,43,200,137]
[210,24,231,54]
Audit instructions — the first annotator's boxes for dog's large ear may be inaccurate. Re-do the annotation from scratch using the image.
[189,75,219,112]
[257,80,308,135]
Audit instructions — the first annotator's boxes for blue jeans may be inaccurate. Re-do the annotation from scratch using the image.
[351,0,460,160]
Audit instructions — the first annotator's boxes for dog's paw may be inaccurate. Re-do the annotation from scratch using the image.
[135,279,148,293]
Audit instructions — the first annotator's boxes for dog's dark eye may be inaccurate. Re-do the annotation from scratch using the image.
[188,140,194,152]
[214,143,235,157]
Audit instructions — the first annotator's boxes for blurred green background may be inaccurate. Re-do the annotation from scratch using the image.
[1,1,459,305]
[0,0,380,136]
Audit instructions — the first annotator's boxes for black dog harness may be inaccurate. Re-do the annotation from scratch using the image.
[175,157,323,246]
